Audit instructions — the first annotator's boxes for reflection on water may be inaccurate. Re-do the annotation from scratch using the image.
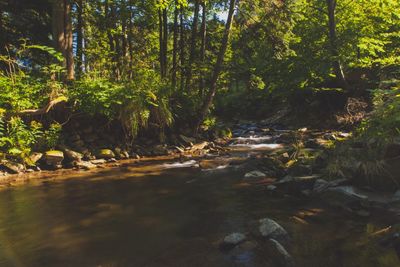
[0,159,398,267]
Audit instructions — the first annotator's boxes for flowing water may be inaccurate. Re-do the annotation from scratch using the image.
[0,127,399,267]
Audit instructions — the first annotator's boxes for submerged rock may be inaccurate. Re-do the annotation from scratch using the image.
[259,218,289,244]
[320,186,368,207]
[267,238,295,267]
[223,232,246,246]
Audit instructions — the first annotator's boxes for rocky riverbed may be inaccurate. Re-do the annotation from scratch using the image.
[0,120,400,266]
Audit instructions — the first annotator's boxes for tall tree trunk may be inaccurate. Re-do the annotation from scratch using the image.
[121,16,128,78]
[76,0,84,78]
[127,7,134,79]
[162,8,168,78]
[179,6,185,91]
[105,0,117,79]
[158,8,165,78]
[199,1,207,95]
[52,0,74,81]
[195,0,236,134]
[172,1,179,88]
[326,0,349,90]
[185,0,200,91]
[64,0,74,80]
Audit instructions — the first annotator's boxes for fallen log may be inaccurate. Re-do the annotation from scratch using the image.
[18,96,68,116]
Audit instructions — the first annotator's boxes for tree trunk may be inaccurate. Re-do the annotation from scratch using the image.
[326,0,349,90]
[179,6,185,91]
[76,0,84,78]
[195,0,236,134]
[127,7,134,79]
[158,8,165,78]
[185,0,200,91]
[172,1,179,88]
[199,1,207,95]
[162,8,168,78]
[64,0,74,80]
[52,0,74,81]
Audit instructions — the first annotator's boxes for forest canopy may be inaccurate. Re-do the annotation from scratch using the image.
[0,0,399,173]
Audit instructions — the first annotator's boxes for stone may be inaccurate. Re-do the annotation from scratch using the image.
[82,125,93,134]
[91,159,107,165]
[29,152,43,165]
[321,186,368,207]
[96,149,115,159]
[259,218,289,244]
[43,150,64,166]
[189,141,209,152]
[114,147,123,159]
[64,149,83,162]
[121,150,130,159]
[131,153,140,159]
[313,179,330,193]
[180,134,196,146]
[0,160,25,174]
[69,133,81,143]
[267,238,295,267]
[245,170,265,178]
[276,175,294,184]
[267,185,277,191]
[75,161,97,170]
[392,190,400,202]
[223,232,246,246]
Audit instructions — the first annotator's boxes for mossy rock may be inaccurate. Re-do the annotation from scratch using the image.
[96,149,115,159]
[44,150,64,166]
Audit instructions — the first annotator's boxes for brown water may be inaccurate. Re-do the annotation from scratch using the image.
[0,151,399,266]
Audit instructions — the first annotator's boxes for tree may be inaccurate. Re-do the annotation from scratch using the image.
[199,1,207,95]
[195,0,236,133]
[51,0,74,81]
[75,0,84,78]
[326,0,349,90]
[185,0,200,91]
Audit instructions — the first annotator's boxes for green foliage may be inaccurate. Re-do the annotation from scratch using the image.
[71,69,173,139]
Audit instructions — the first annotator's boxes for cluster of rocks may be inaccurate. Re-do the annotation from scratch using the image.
[0,123,227,176]
[221,218,294,267]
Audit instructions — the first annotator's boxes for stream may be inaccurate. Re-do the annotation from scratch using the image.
[0,123,399,267]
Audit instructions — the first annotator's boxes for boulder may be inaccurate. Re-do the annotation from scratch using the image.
[43,150,64,167]
[267,239,295,267]
[223,232,246,246]
[96,149,115,159]
[75,161,97,170]
[244,170,267,183]
[114,147,123,159]
[64,149,83,162]
[0,160,25,174]
[320,186,368,207]
[29,152,43,165]
[259,218,289,244]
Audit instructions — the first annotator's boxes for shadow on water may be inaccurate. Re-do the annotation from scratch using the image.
[0,154,398,266]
